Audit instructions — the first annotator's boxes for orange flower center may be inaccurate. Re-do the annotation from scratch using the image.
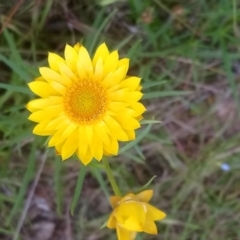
[63,80,109,124]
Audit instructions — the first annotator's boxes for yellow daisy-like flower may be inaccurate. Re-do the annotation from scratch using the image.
[27,43,145,165]
[107,190,166,240]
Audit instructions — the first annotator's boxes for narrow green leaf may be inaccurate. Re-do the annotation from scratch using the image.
[114,34,134,50]
[142,81,167,89]
[6,142,37,225]
[143,91,191,99]
[221,39,240,114]
[3,28,22,63]
[54,157,63,215]
[0,83,31,94]
[99,0,125,6]
[39,0,53,30]
[127,39,142,59]
[134,175,157,194]
[91,167,109,197]
[70,166,86,215]
[141,119,162,124]
[0,54,30,81]
[122,151,145,164]
[119,123,152,154]
[87,9,118,54]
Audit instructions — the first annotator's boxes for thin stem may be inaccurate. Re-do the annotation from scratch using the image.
[103,158,122,196]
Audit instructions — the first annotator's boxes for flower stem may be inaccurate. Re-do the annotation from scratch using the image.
[103,158,122,196]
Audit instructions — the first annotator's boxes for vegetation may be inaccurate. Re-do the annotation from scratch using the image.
[0,0,240,239]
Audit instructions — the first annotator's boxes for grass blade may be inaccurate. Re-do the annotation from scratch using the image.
[6,142,37,225]
[143,91,192,99]
[70,166,86,215]
[119,123,152,154]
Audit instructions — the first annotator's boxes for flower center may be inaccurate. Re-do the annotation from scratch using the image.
[63,80,109,125]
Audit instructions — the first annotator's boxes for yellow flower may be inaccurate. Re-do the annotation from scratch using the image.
[107,190,166,240]
[27,43,145,165]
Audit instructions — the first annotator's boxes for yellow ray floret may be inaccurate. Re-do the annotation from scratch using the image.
[26,43,146,165]
[107,190,166,240]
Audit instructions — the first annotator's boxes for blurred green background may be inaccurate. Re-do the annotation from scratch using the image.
[1,0,240,239]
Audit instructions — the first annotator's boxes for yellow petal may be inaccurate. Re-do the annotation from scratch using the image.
[90,131,103,161]
[145,203,166,221]
[103,50,119,77]
[33,121,54,136]
[59,121,78,145]
[48,120,77,146]
[79,146,93,165]
[104,115,129,141]
[93,43,109,67]
[104,136,119,155]
[48,53,65,73]
[39,67,62,83]
[109,102,129,113]
[64,44,79,74]
[28,81,59,98]
[26,97,62,112]
[77,125,88,163]
[119,77,141,91]
[136,190,153,203]
[114,115,140,130]
[73,42,81,53]
[78,46,93,75]
[115,202,146,231]
[130,102,146,116]
[38,68,67,94]
[61,128,79,160]
[28,105,64,122]
[77,61,87,80]
[103,66,126,88]
[142,218,157,234]
[93,57,103,81]
[117,58,129,77]
[116,225,136,240]
[110,196,122,208]
[85,126,93,145]
[108,88,129,101]
[107,213,117,229]
[94,121,110,146]
[125,130,135,140]
[44,115,67,132]
[48,80,66,95]
[58,62,78,82]
[55,141,65,155]
[35,76,46,82]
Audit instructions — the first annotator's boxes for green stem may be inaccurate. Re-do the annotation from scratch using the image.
[103,158,122,196]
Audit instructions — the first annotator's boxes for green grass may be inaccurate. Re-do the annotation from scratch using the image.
[1,0,240,239]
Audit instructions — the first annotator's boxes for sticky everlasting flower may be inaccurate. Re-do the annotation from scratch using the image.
[107,190,166,240]
[27,43,145,165]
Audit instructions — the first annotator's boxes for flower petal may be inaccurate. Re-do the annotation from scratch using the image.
[116,225,136,240]
[103,50,119,77]
[142,218,157,234]
[93,43,109,67]
[104,115,129,141]
[110,196,122,208]
[28,81,59,98]
[48,53,65,73]
[26,97,62,112]
[145,203,166,221]
[78,46,93,75]
[64,44,79,74]
[107,213,117,229]
[136,190,153,203]
[61,128,79,160]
